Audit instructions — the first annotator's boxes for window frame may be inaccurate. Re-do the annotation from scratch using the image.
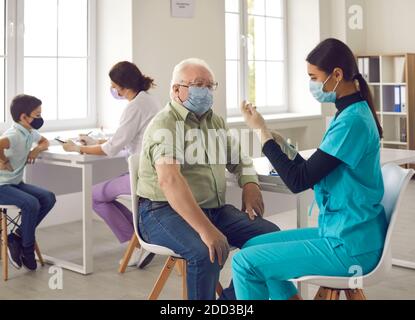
[0,0,96,133]
[226,0,289,117]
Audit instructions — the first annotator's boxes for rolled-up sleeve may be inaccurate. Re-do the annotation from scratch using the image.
[149,121,185,165]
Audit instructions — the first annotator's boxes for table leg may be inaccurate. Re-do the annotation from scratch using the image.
[27,160,97,275]
[82,164,93,275]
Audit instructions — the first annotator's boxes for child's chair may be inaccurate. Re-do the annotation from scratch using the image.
[0,205,45,281]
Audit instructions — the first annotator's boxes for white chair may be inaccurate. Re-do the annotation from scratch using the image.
[289,163,415,300]
[117,193,190,278]
[0,205,45,281]
[127,154,225,300]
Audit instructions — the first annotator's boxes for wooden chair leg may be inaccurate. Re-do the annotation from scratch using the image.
[345,289,367,300]
[2,212,8,281]
[34,242,45,267]
[148,256,177,300]
[118,234,140,274]
[175,260,183,276]
[314,287,334,300]
[181,259,188,300]
[216,282,224,297]
[330,290,341,300]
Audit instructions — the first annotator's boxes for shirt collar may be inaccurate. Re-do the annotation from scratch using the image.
[13,122,31,137]
[335,92,364,117]
[170,100,213,122]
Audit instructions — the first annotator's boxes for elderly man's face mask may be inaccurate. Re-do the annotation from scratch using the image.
[179,86,214,116]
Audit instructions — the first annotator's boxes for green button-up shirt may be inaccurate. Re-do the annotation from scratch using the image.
[137,101,259,209]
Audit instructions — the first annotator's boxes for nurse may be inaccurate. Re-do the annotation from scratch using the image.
[62,61,162,268]
[234,38,387,300]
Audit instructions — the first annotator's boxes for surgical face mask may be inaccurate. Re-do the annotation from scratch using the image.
[309,75,340,103]
[110,87,125,100]
[28,117,44,130]
[182,86,214,116]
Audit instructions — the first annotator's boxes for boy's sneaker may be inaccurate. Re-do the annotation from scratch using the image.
[21,246,37,271]
[7,233,23,270]
[137,251,156,269]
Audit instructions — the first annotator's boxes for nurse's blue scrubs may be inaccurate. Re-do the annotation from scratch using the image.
[232,99,387,300]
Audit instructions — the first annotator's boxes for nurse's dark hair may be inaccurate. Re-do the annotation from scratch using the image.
[307,38,383,138]
[109,61,155,93]
[10,94,42,123]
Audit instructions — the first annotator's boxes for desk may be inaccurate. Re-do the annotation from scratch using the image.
[27,146,126,275]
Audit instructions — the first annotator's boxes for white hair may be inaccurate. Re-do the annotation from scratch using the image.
[170,58,216,96]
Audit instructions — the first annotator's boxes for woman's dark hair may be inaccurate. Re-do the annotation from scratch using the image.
[307,38,383,138]
[10,94,42,123]
[109,61,155,93]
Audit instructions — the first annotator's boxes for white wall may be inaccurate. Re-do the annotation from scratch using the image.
[287,0,322,116]
[131,0,227,119]
[96,0,134,131]
[365,0,415,53]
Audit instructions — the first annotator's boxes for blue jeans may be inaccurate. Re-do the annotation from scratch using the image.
[0,183,56,248]
[138,199,280,300]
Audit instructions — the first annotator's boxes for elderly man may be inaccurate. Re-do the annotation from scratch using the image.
[137,58,280,300]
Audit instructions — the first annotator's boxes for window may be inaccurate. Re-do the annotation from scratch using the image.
[225,0,287,116]
[0,0,95,131]
[0,0,5,123]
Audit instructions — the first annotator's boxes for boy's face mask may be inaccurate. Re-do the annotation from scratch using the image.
[26,115,44,130]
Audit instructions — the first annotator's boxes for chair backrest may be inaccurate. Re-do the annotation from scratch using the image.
[365,163,414,281]
[381,164,412,224]
[128,154,177,256]
[128,153,141,237]
[381,163,414,249]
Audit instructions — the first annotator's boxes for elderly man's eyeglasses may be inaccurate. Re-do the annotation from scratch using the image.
[179,82,219,91]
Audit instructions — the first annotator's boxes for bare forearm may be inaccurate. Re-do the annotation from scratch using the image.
[0,138,10,162]
[160,175,214,234]
[34,139,49,153]
[260,128,273,146]
[0,149,7,162]
[80,145,107,156]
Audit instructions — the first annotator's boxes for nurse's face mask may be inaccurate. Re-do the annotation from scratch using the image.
[110,87,126,100]
[309,73,341,103]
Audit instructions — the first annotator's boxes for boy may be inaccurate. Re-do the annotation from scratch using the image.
[0,94,56,271]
